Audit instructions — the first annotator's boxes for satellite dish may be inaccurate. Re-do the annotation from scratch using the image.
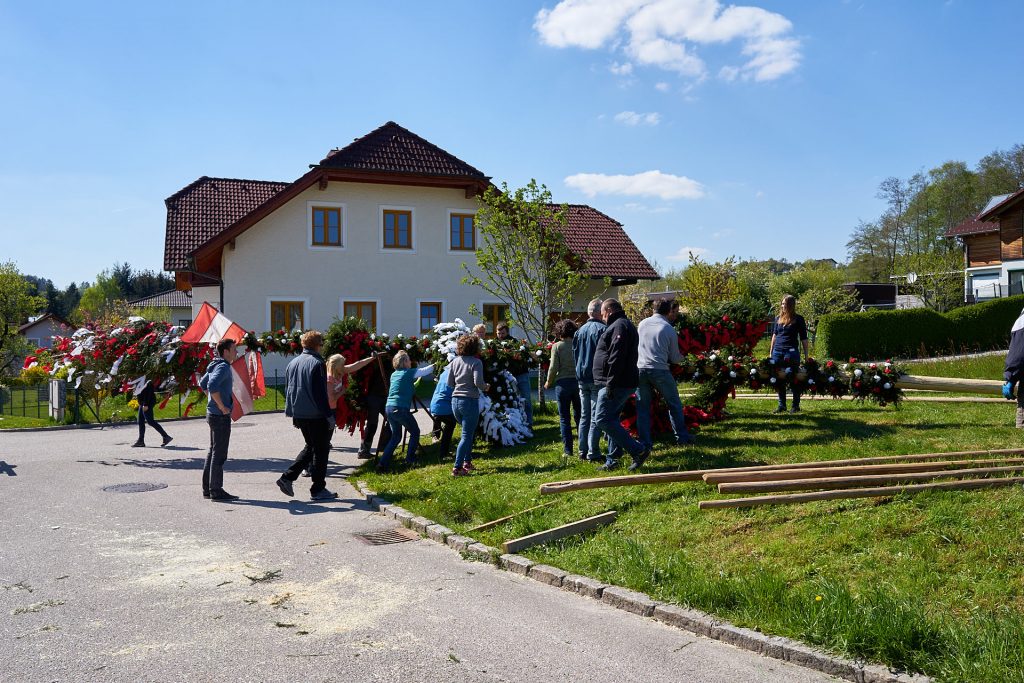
[906,272,918,285]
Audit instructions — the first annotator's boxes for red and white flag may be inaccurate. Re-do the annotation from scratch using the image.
[181,302,247,344]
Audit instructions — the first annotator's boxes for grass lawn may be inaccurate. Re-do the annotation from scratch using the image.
[360,397,1024,682]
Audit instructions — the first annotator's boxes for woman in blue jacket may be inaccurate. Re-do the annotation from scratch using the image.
[769,294,810,413]
[377,351,433,472]
[430,367,456,460]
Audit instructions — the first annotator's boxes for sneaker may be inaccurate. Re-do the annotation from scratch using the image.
[202,490,210,499]
[311,489,338,501]
[131,440,145,448]
[598,461,619,471]
[301,470,312,477]
[628,447,651,472]
[210,490,239,501]
[452,467,470,477]
[463,461,475,471]
[789,406,801,414]
[356,450,371,460]
[161,436,173,447]
[276,477,294,498]
[579,452,589,461]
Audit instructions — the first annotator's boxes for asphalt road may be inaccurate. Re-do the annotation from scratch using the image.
[0,413,836,683]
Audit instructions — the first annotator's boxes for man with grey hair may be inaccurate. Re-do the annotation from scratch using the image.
[637,298,694,449]
[573,298,606,461]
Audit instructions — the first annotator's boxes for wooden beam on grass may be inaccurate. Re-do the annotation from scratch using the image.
[898,374,1004,395]
[702,458,1024,485]
[538,448,1024,495]
[467,501,557,532]
[699,476,1024,509]
[501,511,617,554]
[718,465,1024,494]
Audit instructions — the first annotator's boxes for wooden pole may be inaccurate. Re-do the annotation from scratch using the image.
[501,511,617,554]
[539,448,1024,495]
[702,458,1024,484]
[467,501,557,532]
[699,476,1024,509]
[898,374,1004,395]
[718,465,1024,494]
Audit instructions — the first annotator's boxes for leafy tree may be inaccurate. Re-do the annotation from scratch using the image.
[799,286,861,335]
[0,262,47,374]
[677,254,739,310]
[462,180,590,345]
[76,270,124,323]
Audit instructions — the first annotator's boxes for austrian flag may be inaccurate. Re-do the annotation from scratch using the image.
[183,303,265,421]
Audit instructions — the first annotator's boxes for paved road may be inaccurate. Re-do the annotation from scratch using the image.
[0,414,836,683]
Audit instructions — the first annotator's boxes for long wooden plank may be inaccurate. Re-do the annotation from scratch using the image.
[702,458,1024,484]
[467,501,557,532]
[699,477,1024,509]
[718,465,1024,493]
[899,374,1004,395]
[538,448,1024,495]
[501,511,617,554]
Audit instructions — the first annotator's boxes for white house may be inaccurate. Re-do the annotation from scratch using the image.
[18,313,72,350]
[127,288,193,328]
[164,122,659,376]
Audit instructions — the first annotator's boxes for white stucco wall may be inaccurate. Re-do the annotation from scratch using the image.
[20,318,71,349]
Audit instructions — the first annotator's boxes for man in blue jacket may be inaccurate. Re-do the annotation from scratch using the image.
[1003,308,1024,427]
[592,299,650,472]
[277,331,337,501]
[199,338,237,501]
[573,298,606,461]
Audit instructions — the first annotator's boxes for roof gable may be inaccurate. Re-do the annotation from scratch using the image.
[317,121,488,179]
[979,187,1024,221]
[552,204,659,281]
[128,288,193,308]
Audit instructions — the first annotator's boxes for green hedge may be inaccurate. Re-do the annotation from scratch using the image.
[815,295,1024,360]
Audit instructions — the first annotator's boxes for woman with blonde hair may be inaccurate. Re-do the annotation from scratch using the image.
[378,351,434,472]
[768,294,809,413]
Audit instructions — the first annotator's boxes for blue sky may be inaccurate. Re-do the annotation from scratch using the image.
[2,0,1022,288]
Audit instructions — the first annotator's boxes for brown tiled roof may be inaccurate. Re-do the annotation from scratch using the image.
[946,215,998,237]
[128,288,192,308]
[163,176,289,271]
[317,121,488,179]
[552,204,659,280]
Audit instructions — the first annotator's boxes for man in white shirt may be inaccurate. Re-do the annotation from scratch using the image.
[636,298,695,449]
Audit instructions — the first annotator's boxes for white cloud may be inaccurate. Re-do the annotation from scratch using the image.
[565,170,705,200]
[535,0,802,82]
[623,202,673,213]
[668,246,710,261]
[609,61,634,75]
[654,81,671,91]
[614,110,661,126]
[755,190,764,198]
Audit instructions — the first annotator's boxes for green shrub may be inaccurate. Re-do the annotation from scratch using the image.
[816,295,1024,360]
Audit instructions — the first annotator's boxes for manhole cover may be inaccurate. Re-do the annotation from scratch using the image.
[102,482,168,493]
[353,528,419,546]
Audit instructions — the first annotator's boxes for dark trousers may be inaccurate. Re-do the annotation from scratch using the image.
[555,378,581,455]
[203,414,231,494]
[435,414,456,459]
[289,427,335,475]
[360,394,393,456]
[284,418,331,494]
[137,405,169,442]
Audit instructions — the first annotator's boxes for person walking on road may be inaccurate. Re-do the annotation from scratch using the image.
[199,338,237,501]
[276,331,337,501]
[592,299,650,472]
[131,379,172,448]
[636,298,694,449]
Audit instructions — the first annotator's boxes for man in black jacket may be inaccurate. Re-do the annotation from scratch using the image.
[592,299,650,471]
[131,379,172,448]
[1003,309,1024,427]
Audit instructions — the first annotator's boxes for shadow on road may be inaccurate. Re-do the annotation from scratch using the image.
[226,497,373,515]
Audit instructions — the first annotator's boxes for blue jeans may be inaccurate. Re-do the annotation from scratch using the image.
[516,373,533,426]
[772,349,801,408]
[594,386,644,465]
[452,397,480,469]
[554,378,581,455]
[381,406,419,466]
[578,383,602,459]
[637,368,690,447]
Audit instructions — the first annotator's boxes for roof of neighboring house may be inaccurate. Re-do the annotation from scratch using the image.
[18,312,72,335]
[316,121,488,179]
[946,215,999,237]
[163,176,290,271]
[555,204,659,280]
[128,289,192,308]
[979,187,1024,221]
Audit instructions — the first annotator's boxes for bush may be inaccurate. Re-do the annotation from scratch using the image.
[816,295,1024,360]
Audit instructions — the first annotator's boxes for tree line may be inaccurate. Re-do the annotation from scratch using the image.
[23,262,174,321]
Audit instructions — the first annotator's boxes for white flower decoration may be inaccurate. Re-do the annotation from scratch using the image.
[854,369,863,377]
[883,382,892,390]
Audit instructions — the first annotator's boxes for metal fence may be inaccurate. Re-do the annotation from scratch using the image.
[0,384,49,419]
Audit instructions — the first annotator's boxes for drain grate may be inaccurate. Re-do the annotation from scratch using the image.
[352,527,419,546]
[102,482,168,494]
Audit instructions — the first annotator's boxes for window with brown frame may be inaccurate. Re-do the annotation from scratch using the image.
[383,209,413,249]
[344,301,377,330]
[311,207,342,246]
[419,302,442,333]
[450,213,475,250]
[482,303,509,336]
[271,301,304,332]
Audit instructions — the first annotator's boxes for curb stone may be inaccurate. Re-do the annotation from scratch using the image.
[351,481,932,683]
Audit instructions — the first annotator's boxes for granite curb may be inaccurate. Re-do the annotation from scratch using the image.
[1,409,285,432]
[353,480,931,683]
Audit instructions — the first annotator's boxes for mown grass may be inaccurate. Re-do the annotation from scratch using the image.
[361,398,1024,682]
[906,353,1006,381]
